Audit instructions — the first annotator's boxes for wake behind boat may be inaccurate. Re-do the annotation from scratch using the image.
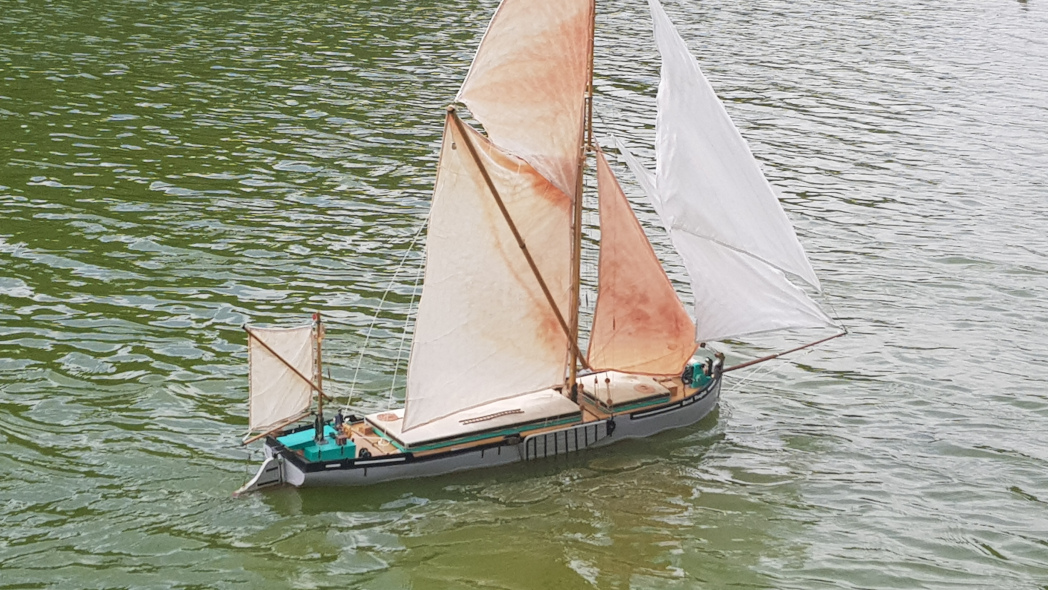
[235,0,843,496]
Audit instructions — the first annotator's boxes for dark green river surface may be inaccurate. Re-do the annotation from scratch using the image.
[3,0,1048,587]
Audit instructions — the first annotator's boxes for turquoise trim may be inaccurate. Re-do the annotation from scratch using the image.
[305,439,357,462]
[278,426,357,463]
[277,425,336,451]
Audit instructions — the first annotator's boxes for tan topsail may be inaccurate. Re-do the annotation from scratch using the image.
[587,150,697,375]
[403,113,573,431]
[456,0,593,198]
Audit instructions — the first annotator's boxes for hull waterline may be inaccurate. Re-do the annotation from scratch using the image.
[236,375,720,495]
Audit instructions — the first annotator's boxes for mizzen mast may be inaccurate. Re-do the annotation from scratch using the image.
[313,312,325,442]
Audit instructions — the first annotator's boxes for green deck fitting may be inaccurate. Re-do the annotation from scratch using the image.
[277,425,358,463]
[277,426,358,463]
[277,425,337,451]
[304,438,357,462]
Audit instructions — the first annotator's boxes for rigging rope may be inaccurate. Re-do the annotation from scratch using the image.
[342,215,429,411]
[387,248,425,411]
[726,345,818,393]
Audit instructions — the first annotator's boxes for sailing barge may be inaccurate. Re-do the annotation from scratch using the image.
[235,0,841,496]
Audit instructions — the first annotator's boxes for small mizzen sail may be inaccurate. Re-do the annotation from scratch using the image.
[609,0,838,343]
[587,149,697,375]
[403,112,573,431]
[247,325,315,433]
[456,0,593,197]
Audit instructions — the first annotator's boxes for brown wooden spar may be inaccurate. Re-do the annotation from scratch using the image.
[585,0,596,151]
[313,312,325,442]
[243,325,332,401]
[569,0,598,400]
[448,108,592,372]
[568,124,585,398]
[722,330,847,373]
[241,410,312,446]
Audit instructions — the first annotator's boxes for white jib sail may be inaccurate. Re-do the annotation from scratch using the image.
[669,233,837,343]
[648,0,822,290]
[456,0,592,197]
[403,113,573,432]
[247,325,314,433]
[615,137,835,344]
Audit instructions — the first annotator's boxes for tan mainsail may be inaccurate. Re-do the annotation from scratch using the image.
[403,113,573,431]
[456,0,593,197]
[587,150,697,375]
[247,325,314,432]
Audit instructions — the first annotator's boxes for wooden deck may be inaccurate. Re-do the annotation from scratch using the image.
[341,374,697,460]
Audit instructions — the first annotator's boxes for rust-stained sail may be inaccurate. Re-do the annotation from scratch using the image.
[456,0,593,197]
[403,113,573,432]
[587,150,697,375]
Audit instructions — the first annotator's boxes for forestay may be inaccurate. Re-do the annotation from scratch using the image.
[456,0,593,197]
[247,325,314,432]
[403,114,573,432]
[587,149,696,375]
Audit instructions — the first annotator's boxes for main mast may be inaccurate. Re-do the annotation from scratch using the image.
[568,0,598,401]
[437,0,601,421]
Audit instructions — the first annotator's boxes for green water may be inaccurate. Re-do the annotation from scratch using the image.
[3,0,1048,587]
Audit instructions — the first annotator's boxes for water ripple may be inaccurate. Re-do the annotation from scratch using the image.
[2,0,1048,587]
